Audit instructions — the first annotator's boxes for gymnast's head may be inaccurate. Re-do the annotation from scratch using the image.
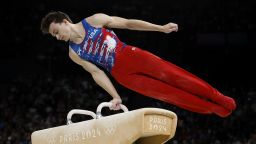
[41,11,73,41]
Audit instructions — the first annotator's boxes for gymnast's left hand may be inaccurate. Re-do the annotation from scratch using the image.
[162,22,178,33]
[109,98,122,110]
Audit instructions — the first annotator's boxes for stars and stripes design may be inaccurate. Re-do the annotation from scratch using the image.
[69,19,126,72]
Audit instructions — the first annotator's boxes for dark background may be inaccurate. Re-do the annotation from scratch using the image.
[0,0,255,143]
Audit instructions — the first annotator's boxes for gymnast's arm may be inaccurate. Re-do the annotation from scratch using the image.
[69,48,122,109]
[86,13,178,33]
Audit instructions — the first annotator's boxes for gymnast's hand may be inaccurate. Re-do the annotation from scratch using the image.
[109,98,122,111]
[162,22,178,33]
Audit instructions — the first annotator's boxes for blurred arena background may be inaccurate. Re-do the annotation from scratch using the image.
[0,0,255,143]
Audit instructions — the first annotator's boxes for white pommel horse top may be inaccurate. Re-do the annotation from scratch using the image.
[31,102,178,144]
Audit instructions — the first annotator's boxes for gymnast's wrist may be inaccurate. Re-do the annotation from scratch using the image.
[113,96,122,101]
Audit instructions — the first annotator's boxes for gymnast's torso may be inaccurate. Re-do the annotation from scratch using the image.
[69,19,126,72]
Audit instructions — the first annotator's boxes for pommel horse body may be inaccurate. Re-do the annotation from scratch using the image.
[31,102,178,144]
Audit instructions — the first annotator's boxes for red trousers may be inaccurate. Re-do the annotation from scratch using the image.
[111,46,236,117]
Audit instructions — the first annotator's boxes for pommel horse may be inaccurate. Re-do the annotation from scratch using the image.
[31,102,178,144]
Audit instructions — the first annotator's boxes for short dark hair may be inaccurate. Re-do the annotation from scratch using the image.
[40,11,73,34]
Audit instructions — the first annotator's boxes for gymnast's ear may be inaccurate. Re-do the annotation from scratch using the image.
[62,19,69,24]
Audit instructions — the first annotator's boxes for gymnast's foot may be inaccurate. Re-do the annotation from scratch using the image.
[213,90,236,111]
[221,95,236,111]
[211,104,232,118]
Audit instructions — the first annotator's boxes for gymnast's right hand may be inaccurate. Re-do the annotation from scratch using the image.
[109,98,122,110]
[162,22,178,33]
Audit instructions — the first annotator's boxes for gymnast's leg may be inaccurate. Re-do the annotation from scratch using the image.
[112,72,231,117]
[112,46,234,117]
[117,46,236,111]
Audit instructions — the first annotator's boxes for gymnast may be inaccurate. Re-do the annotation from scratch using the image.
[40,11,236,117]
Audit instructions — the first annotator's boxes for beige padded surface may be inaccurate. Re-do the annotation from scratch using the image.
[31,108,177,144]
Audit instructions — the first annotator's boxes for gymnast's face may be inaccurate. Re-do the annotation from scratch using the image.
[49,19,71,42]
